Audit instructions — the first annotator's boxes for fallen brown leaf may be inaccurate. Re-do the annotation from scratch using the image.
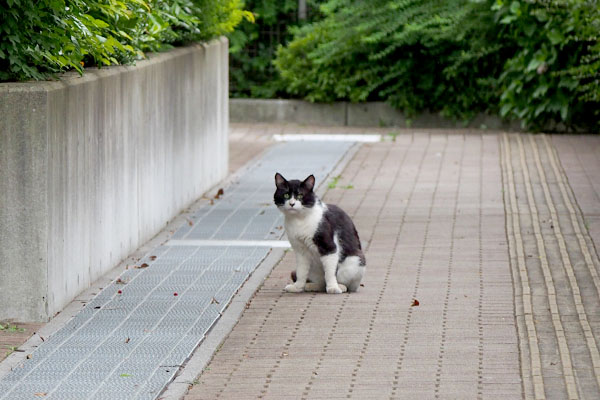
[411,299,420,307]
[125,337,130,344]
[150,255,157,261]
[34,393,46,397]
[26,354,32,359]
[211,297,220,305]
[214,188,224,199]
[135,263,149,269]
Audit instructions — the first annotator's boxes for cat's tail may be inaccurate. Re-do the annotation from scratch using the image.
[290,271,311,283]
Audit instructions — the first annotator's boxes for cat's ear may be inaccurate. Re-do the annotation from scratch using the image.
[303,175,316,192]
[275,173,288,189]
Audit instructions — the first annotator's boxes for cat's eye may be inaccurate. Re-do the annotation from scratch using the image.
[297,194,303,199]
[284,193,290,199]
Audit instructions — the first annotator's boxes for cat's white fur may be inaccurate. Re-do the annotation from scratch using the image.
[280,197,364,294]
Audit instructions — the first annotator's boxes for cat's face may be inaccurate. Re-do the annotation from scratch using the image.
[274,173,317,215]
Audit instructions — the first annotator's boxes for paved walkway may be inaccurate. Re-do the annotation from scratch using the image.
[188,131,521,399]
[2,124,600,399]
[186,128,600,400]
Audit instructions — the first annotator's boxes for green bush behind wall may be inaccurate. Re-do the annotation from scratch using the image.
[0,0,252,82]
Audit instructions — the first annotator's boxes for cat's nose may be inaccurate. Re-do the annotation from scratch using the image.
[289,201,296,207]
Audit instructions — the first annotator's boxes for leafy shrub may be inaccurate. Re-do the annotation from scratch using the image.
[274,0,509,120]
[494,0,600,131]
[274,0,599,132]
[0,0,251,82]
[228,0,323,98]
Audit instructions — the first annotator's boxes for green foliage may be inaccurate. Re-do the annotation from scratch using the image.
[274,0,599,132]
[228,0,323,98]
[493,0,600,131]
[0,0,251,82]
[275,0,507,120]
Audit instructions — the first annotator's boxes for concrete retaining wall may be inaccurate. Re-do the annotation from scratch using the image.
[230,98,520,130]
[0,38,229,322]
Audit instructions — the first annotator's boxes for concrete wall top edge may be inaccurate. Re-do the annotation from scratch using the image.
[0,40,220,93]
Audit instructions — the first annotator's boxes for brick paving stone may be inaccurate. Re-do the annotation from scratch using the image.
[185,131,521,400]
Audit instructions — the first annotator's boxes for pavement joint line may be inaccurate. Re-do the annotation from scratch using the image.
[433,133,465,399]
[529,134,600,392]
[165,240,291,248]
[391,133,442,398]
[477,135,486,397]
[501,133,545,400]
[273,134,381,142]
[515,134,578,399]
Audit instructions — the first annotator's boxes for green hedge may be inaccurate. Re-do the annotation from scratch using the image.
[274,0,599,132]
[0,0,252,82]
[228,0,322,98]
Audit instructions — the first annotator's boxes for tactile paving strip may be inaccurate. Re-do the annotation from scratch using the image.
[0,141,352,400]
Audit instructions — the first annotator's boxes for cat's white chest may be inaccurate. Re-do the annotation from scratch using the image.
[284,205,324,252]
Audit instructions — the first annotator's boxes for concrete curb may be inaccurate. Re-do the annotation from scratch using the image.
[230,98,523,131]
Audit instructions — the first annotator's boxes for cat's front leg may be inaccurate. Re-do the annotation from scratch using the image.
[321,254,345,294]
[285,251,310,293]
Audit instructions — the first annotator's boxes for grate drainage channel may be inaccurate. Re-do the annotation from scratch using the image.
[0,140,353,400]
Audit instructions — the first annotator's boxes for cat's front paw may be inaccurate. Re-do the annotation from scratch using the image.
[326,285,343,294]
[285,283,304,293]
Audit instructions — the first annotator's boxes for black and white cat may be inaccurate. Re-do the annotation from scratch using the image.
[274,173,366,294]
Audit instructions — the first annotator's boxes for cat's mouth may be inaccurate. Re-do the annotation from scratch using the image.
[282,206,302,214]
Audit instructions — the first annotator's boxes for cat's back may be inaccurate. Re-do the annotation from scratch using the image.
[322,204,362,251]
